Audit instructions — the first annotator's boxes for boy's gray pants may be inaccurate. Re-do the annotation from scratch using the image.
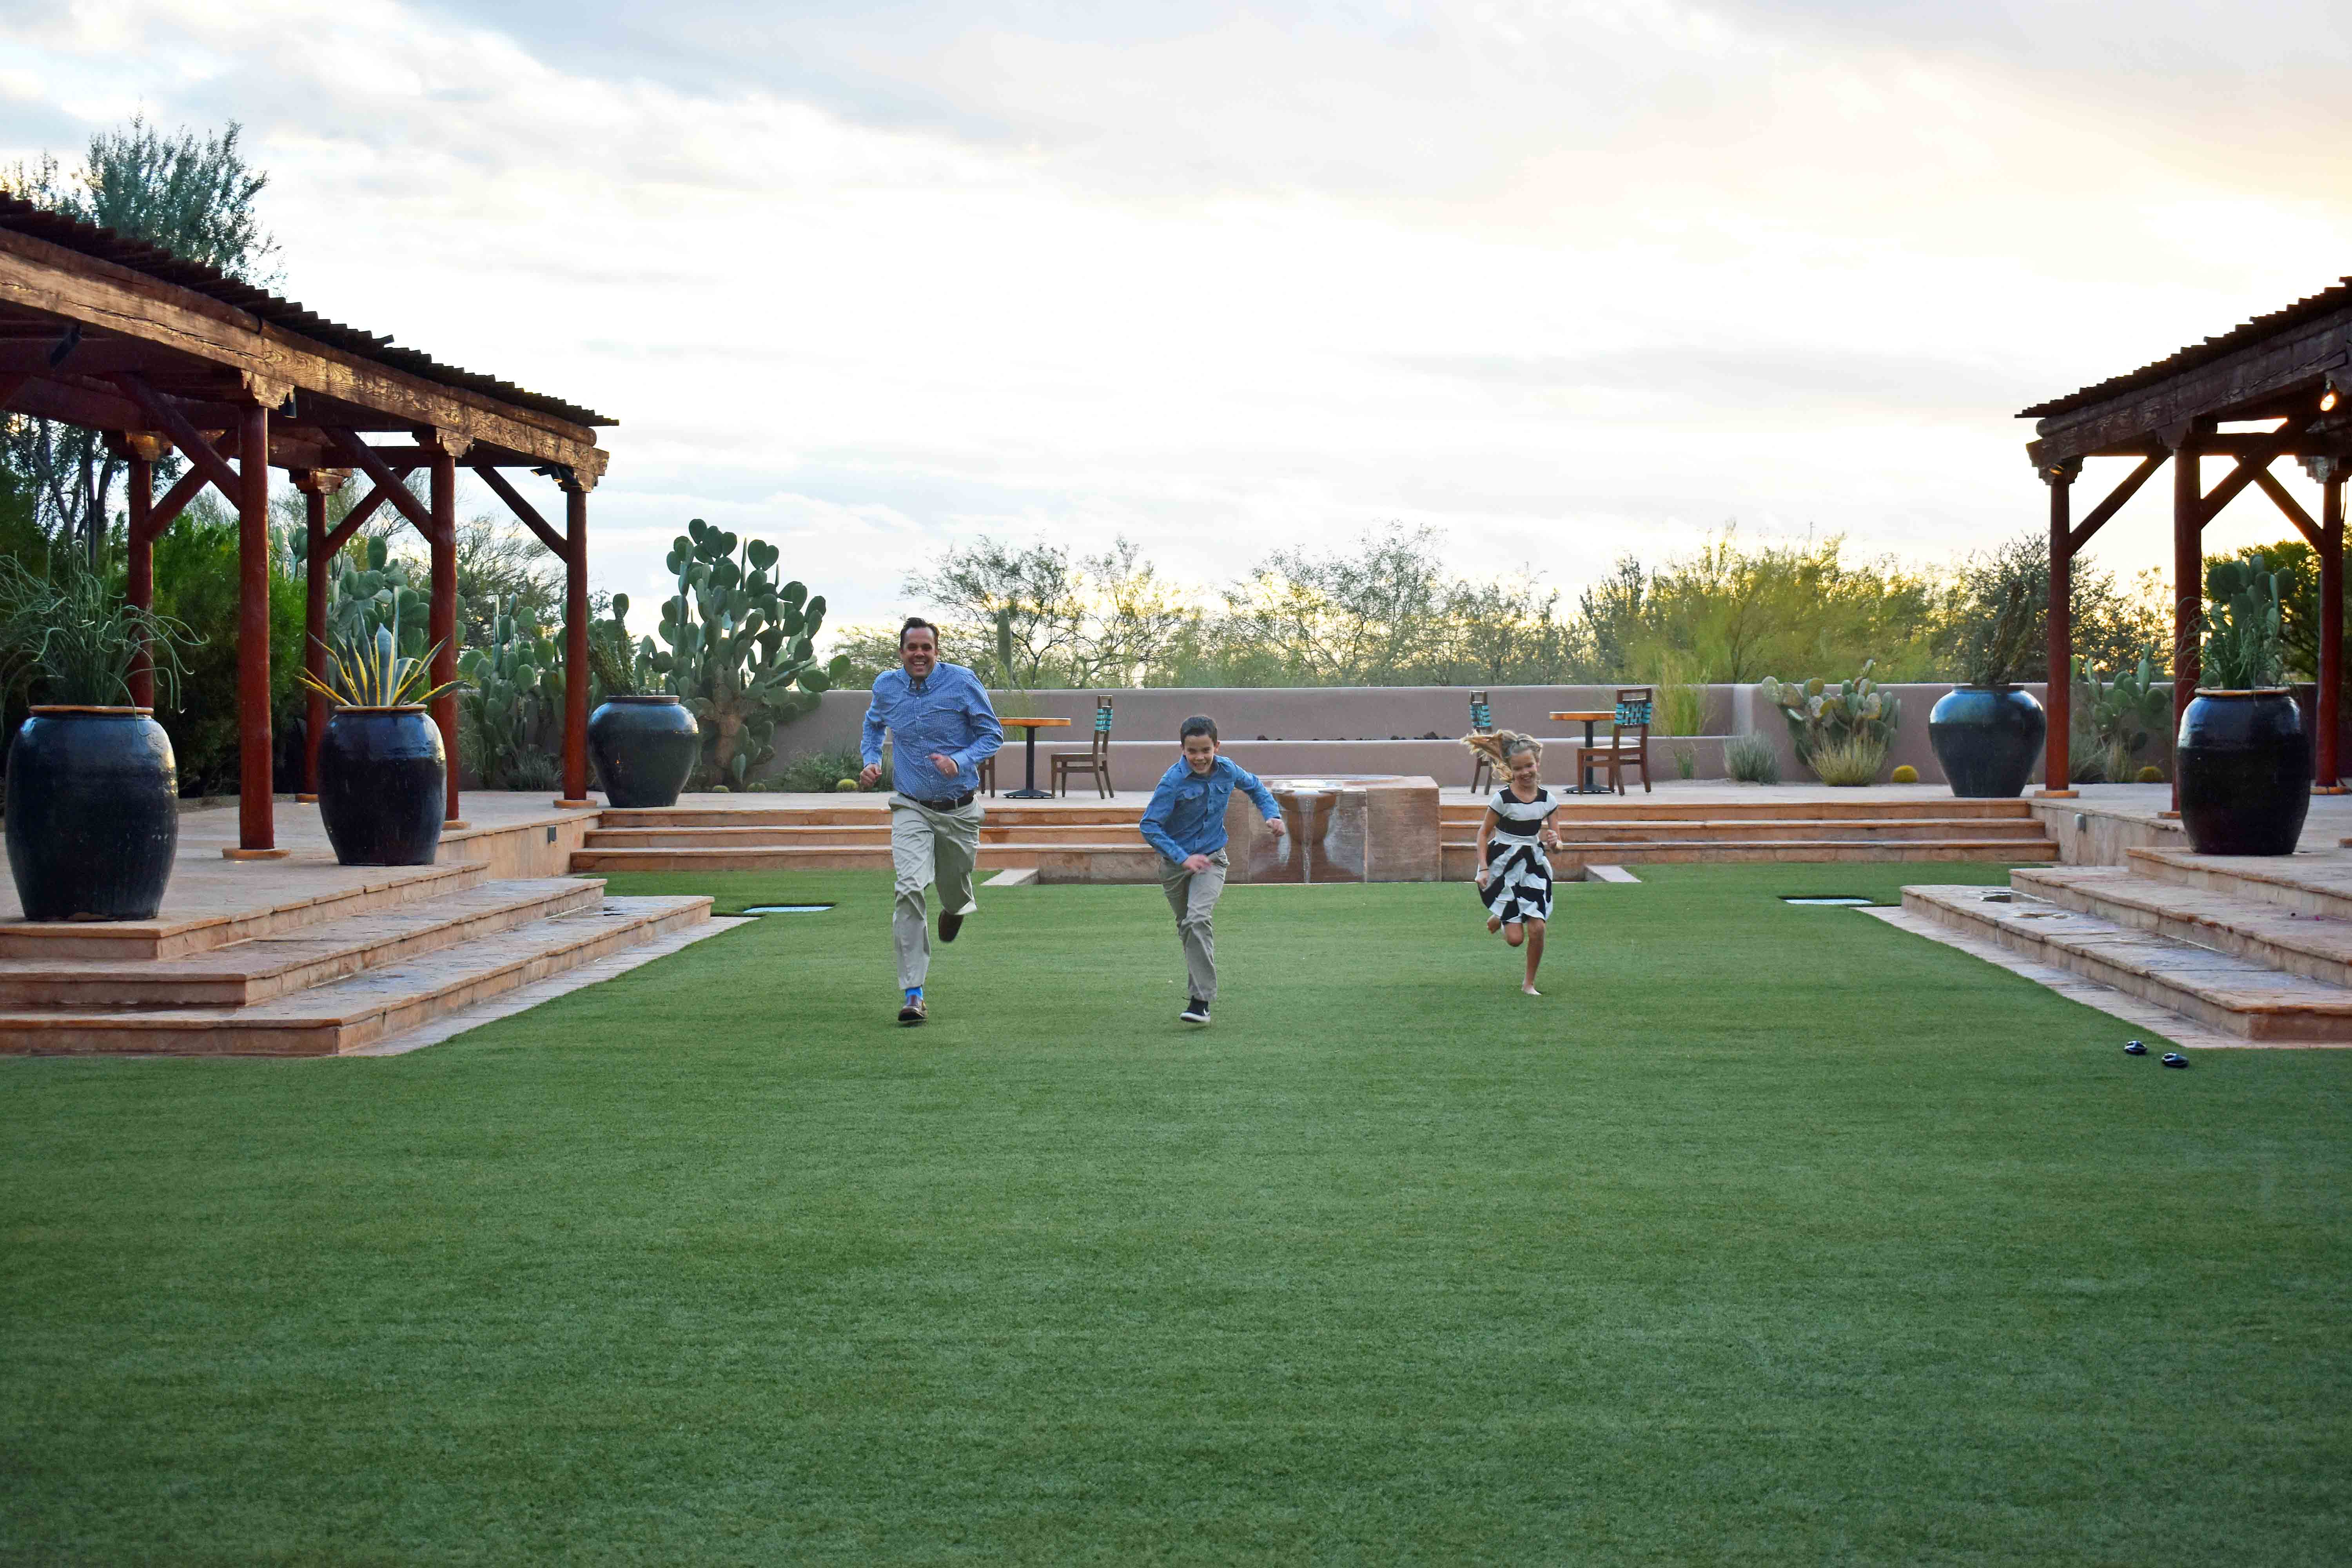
[892,794,983,989]
[1159,849,1228,1003]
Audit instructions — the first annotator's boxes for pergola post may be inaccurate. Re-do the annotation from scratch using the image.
[293,468,347,802]
[2321,459,2345,792]
[228,399,284,858]
[560,475,593,807]
[125,448,155,709]
[2042,459,2081,797]
[2169,426,2204,815]
[428,439,462,826]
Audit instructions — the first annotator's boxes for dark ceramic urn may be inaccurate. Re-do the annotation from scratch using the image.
[319,707,446,866]
[5,706,179,920]
[2177,689,2310,856]
[1928,686,2047,798]
[588,695,699,808]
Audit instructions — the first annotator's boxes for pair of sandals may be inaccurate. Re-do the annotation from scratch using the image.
[2122,1040,2188,1068]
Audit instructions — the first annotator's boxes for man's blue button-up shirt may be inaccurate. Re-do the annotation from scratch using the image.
[1140,754,1281,862]
[860,662,1004,801]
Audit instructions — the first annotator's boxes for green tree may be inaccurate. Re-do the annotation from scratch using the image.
[148,500,303,796]
[1941,530,2170,682]
[1,118,277,566]
[1214,523,1452,685]
[1630,531,1939,682]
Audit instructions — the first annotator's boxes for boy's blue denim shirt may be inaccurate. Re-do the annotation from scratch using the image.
[860,662,1004,801]
[1140,752,1281,862]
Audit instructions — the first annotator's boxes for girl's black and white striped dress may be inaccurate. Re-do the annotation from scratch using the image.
[1480,786,1557,924]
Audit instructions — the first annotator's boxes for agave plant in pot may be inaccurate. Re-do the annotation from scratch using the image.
[585,593,699,808]
[1929,581,2047,797]
[0,556,199,921]
[2179,557,2309,856]
[301,610,467,867]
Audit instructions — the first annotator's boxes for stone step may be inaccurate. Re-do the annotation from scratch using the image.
[0,878,604,1008]
[1437,840,2055,879]
[1437,798,2037,824]
[0,895,713,1056]
[2015,866,2352,991]
[582,822,1136,849]
[597,805,1143,829]
[1902,883,2352,1042]
[1504,817,2053,843]
[2126,848,2352,922]
[0,858,491,964]
[569,842,1149,874]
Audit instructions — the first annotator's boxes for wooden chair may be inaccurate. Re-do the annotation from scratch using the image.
[978,755,995,796]
[1053,699,1116,798]
[1466,690,1495,792]
[1576,688,1653,795]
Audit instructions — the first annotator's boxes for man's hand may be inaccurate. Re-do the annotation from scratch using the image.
[1265,816,1287,837]
[1183,852,1213,874]
[859,762,883,788]
[930,753,959,777]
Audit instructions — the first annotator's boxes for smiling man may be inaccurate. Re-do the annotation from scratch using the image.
[859,617,1004,1026]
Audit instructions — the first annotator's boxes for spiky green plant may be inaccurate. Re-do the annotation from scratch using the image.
[1809,734,1887,786]
[457,595,558,786]
[2201,556,2288,690]
[1756,661,1901,776]
[0,552,199,707]
[302,585,466,711]
[1724,731,1781,784]
[2070,651,2167,782]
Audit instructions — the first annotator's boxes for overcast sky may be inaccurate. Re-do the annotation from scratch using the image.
[5,0,2351,633]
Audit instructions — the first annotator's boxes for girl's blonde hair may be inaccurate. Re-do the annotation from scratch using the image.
[1462,728,1542,771]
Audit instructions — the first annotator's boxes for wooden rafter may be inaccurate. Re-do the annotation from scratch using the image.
[471,464,568,557]
[319,426,439,541]
[2066,452,2166,556]
[113,372,241,496]
[2252,466,2324,546]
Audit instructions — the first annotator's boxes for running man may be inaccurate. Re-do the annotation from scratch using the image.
[859,618,1004,1025]
[1138,716,1286,1025]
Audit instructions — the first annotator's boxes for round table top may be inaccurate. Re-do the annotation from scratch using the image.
[1000,715,1071,728]
[1549,710,1615,722]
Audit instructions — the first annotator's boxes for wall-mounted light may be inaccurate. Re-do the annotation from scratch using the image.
[2324,387,2339,412]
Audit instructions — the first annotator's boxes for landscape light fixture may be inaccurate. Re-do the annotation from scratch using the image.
[2324,387,2339,412]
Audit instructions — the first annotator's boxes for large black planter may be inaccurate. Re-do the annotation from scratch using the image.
[589,695,699,808]
[1928,685,2047,798]
[5,706,178,920]
[2178,689,2310,856]
[319,707,445,866]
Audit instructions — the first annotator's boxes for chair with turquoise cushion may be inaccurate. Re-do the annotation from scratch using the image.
[1575,687,1653,795]
[1052,699,1116,798]
[1467,690,1496,792]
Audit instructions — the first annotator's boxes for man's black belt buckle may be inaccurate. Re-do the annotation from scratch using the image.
[911,791,975,811]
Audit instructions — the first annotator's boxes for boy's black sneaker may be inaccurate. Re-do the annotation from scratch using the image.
[938,910,963,944]
[1179,1000,1210,1024]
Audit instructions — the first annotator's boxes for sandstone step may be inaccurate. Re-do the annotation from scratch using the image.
[0,895,713,1056]
[0,878,605,1008]
[2014,866,2352,990]
[0,858,491,964]
[1902,882,2352,1042]
[598,805,1142,829]
[1435,840,2054,880]
[569,842,1150,874]
[2126,848,2352,922]
[1521,817,2052,844]
[1438,798,2037,824]
[582,822,1135,849]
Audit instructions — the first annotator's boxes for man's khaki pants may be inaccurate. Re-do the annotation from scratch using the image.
[1159,849,1228,1004]
[892,794,983,989]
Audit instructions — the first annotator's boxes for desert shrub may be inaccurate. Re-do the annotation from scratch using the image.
[1724,732,1780,784]
[1811,735,1886,787]
[771,746,866,794]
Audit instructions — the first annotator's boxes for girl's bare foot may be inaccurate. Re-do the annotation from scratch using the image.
[1522,982,1542,996]
[1487,915,1502,935]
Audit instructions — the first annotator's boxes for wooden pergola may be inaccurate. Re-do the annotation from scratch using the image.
[2024,277,2352,800]
[0,196,613,857]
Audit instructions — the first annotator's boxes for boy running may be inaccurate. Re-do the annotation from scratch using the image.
[1138,717,1286,1025]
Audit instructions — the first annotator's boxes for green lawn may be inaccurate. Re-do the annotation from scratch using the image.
[5,863,2350,1564]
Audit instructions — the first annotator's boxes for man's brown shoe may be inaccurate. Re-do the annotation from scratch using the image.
[898,995,927,1025]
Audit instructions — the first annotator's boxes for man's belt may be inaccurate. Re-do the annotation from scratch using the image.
[904,790,976,811]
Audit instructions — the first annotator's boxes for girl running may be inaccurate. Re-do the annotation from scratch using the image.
[1463,730,1563,996]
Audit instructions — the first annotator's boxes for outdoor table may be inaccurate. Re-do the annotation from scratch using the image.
[1000,717,1071,799]
[1550,710,1616,794]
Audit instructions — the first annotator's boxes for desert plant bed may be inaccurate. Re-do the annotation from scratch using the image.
[5,864,2349,1564]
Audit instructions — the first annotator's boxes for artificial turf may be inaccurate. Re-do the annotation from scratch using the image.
[4,862,2349,1564]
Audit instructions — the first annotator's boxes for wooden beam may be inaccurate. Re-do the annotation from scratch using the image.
[113,372,243,497]
[429,446,460,824]
[235,400,277,854]
[2198,416,2318,527]
[318,426,439,540]
[562,480,591,805]
[471,463,567,557]
[323,482,395,557]
[143,461,219,543]
[0,224,608,479]
[2046,464,2075,795]
[2028,308,2352,467]
[2067,451,2165,555]
[2251,466,2324,546]
[2324,466,2345,789]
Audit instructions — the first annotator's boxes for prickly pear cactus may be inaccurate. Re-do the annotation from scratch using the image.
[2201,556,2287,690]
[1757,660,1900,765]
[326,535,432,659]
[650,518,854,788]
[456,595,559,787]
